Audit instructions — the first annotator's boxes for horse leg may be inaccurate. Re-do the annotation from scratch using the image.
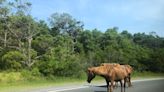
[120,80,123,92]
[113,81,115,88]
[126,76,129,87]
[115,82,118,88]
[106,79,109,91]
[124,78,126,92]
[109,80,114,92]
[113,81,118,88]
[129,74,132,87]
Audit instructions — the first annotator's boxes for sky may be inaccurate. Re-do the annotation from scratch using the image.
[29,0,164,37]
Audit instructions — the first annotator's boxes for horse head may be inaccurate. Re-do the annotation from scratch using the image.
[87,68,96,83]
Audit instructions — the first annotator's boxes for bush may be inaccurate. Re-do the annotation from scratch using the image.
[1,51,25,70]
[31,68,41,76]
[21,69,41,80]
[0,72,23,82]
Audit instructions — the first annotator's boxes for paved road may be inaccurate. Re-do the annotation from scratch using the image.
[58,79,164,92]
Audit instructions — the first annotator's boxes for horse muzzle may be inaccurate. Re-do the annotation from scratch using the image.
[87,80,91,83]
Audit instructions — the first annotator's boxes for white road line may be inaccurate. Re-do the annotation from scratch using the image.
[47,78,164,92]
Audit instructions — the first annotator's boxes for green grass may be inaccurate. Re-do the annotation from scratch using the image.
[0,78,79,92]
[132,71,164,79]
[0,79,82,92]
[0,73,87,92]
[0,71,164,92]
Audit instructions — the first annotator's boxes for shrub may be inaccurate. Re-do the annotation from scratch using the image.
[0,72,23,82]
[1,51,25,70]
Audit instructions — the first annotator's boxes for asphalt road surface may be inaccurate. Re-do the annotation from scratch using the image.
[58,79,164,92]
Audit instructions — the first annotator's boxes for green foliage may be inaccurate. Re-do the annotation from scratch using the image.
[149,48,164,72]
[1,51,25,70]
[39,41,85,77]
[0,0,164,81]
[32,34,53,55]
[21,69,41,80]
[49,13,83,37]
[0,72,23,82]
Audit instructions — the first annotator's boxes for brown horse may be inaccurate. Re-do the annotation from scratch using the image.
[87,65,128,92]
[122,65,133,87]
[101,63,133,87]
[100,63,121,88]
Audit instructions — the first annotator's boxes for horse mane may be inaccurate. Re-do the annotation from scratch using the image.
[88,66,110,76]
[89,63,121,77]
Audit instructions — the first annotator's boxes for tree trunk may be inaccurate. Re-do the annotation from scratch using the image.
[27,36,32,68]
[4,31,7,47]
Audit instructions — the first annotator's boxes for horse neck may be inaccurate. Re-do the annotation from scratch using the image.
[92,66,107,76]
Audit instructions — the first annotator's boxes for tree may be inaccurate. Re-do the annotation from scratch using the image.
[1,0,40,69]
[121,30,132,39]
[133,32,163,48]
[0,0,11,48]
[49,13,83,36]
[79,30,94,53]
[150,48,164,72]
[32,34,53,55]
[102,27,119,49]
[49,13,83,53]
[9,0,32,15]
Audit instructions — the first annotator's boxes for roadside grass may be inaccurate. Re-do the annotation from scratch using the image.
[0,78,85,92]
[0,71,164,92]
[132,71,164,79]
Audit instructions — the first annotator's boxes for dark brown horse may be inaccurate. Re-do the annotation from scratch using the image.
[87,64,128,92]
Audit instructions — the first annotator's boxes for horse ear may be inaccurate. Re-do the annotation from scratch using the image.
[100,63,104,66]
[88,68,94,73]
[86,68,90,73]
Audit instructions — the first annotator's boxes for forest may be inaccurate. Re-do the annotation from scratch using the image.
[0,0,164,79]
